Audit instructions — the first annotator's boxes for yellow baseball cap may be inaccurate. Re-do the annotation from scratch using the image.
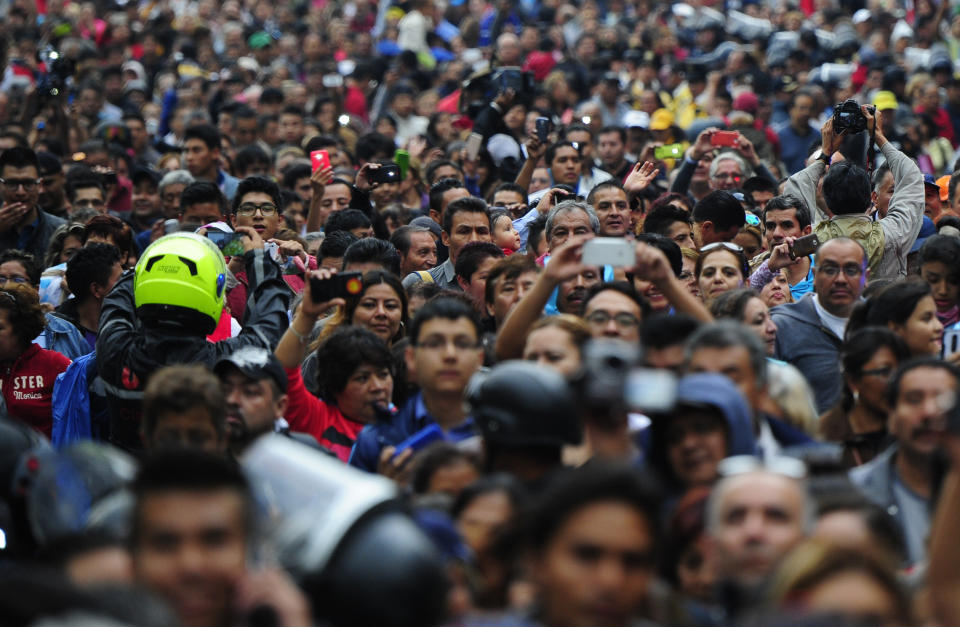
[873,90,898,111]
[649,108,675,131]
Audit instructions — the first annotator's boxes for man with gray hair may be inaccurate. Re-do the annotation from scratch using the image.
[686,321,814,456]
[707,152,751,192]
[545,198,600,252]
[158,169,195,219]
[708,460,811,617]
[671,127,777,201]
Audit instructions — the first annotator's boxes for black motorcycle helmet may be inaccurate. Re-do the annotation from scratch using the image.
[467,361,582,447]
[0,417,51,558]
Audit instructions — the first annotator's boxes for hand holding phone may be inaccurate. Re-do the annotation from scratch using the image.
[944,327,960,361]
[788,233,820,259]
[536,117,551,143]
[206,230,246,257]
[370,164,401,184]
[310,271,364,304]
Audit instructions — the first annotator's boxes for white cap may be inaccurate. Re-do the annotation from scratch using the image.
[623,110,650,128]
[237,57,260,73]
[853,8,872,24]
[891,20,913,43]
[487,134,521,167]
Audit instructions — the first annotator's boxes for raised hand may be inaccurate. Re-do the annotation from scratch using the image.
[299,268,346,318]
[310,164,334,196]
[623,161,660,194]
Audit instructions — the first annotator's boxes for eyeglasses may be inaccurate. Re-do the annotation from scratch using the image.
[816,263,864,278]
[0,275,29,285]
[416,336,480,351]
[0,178,41,191]
[679,270,694,281]
[711,173,742,182]
[717,454,807,479]
[700,242,744,254]
[236,202,278,216]
[585,310,641,329]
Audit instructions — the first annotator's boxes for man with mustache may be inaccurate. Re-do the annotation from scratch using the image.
[214,346,291,458]
[850,358,960,567]
[771,237,867,413]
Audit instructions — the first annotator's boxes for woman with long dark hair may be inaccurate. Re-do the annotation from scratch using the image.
[819,327,910,467]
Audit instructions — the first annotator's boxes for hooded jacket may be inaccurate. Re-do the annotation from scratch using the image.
[770,293,843,414]
[96,249,290,450]
[640,372,758,492]
[0,343,71,438]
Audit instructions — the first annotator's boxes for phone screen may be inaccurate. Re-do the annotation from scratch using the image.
[207,231,245,257]
[466,133,483,161]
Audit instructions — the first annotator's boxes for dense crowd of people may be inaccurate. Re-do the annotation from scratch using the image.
[9,0,960,625]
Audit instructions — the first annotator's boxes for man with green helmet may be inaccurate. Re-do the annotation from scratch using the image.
[96,220,291,451]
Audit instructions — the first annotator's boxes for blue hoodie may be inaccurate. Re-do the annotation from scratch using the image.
[638,372,758,491]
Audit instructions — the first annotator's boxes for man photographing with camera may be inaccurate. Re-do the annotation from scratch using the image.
[785,103,923,280]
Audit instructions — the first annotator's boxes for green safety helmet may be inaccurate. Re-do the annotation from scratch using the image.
[134,232,228,335]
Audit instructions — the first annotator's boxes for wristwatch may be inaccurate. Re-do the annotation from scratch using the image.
[817,152,832,165]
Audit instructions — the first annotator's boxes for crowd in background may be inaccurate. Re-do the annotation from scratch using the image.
[8,0,960,625]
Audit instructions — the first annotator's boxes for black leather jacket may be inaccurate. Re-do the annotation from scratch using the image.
[95,249,290,450]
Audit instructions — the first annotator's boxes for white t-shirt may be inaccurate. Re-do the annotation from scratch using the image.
[813,294,848,340]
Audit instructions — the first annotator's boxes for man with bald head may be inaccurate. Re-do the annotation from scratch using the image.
[496,33,522,66]
[709,465,809,616]
[771,237,867,413]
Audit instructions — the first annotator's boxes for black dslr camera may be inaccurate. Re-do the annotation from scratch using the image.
[833,99,874,134]
[36,46,74,105]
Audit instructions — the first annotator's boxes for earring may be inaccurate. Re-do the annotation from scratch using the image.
[852,390,859,404]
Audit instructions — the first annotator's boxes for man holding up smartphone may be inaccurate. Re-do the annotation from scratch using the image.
[747,195,817,300]
[669,128,778,203]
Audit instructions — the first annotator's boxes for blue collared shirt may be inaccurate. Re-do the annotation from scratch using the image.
[348,391,476,472]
